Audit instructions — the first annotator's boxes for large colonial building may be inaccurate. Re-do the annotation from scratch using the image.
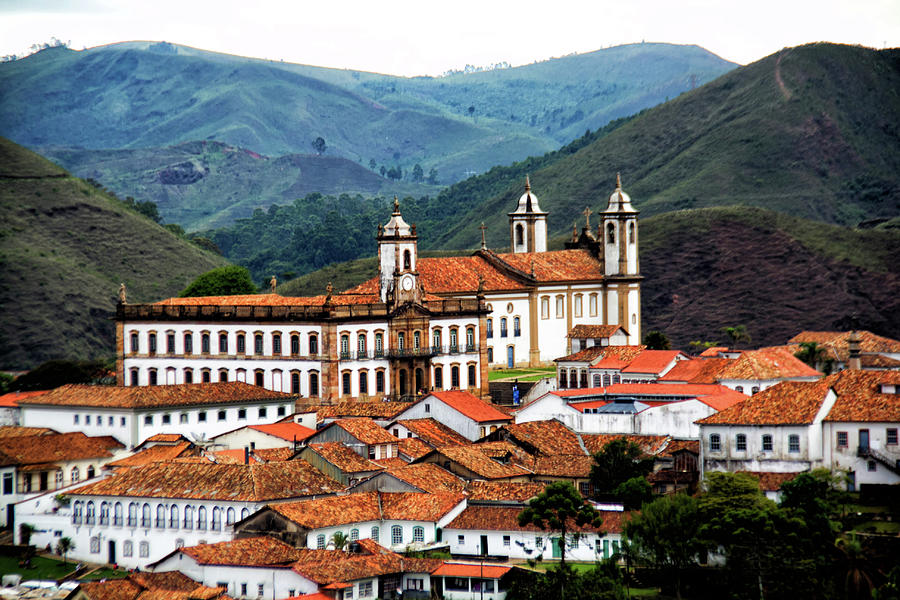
[117,176,640,396]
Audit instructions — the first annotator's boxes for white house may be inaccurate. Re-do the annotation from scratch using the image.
[698,370,900,490]
[17,382,296,448]
[713,347,821,395]
[431,563,514,600]
[789,330,900,372]
[304,418,400,460]
[212,422,315,451]
[392,391,512,441]
[14,459,342,568]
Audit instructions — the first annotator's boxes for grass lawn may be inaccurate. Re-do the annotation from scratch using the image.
[488,367,556,381]
[0,554,77,581]
[79,567,128,581]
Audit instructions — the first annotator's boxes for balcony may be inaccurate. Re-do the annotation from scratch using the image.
[156,517,166,528]
[113,516,123,527]
[126,516,137,527]
[169,518,179,529]
[72,515,82,525]
[99,516,109,526]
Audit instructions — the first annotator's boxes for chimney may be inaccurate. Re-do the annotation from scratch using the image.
[243,446,250,465]
[848,330,862,370]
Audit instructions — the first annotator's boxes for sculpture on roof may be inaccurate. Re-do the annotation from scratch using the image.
[269,275,277,293]
[118,283,127,304]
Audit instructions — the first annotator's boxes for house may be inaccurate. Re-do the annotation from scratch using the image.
[15,459,342,568]
[555,345,688,389]
[0,431,125,527]
[463,481,546,504]
[212,422,316,451]
[17,382,296,448]
[304,418,400,460]
[647,440,700,495]
[566,324,629,354]
[443,504,626,562]
[71,571,229,600]
[431,563,515,600]
[392,391,512,441]
[414,445,532,482]
[482,420,586,457]
[387,418,469,448]
[0,391,49,425]
[713,347,821,395]
[697,370,900,490]
[104,438,201,470]
[789,330,900,371]
[298,443,384,487]
[296,401,413,428]
[348,462,466,493]
[235,491,466,552]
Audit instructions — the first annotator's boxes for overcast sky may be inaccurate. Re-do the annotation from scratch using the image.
[1,0,897,76]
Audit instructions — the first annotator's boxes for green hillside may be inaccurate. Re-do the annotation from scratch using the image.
[278,206,900,350]
[0,137,227,370]
[426,43,900,250]
[0,41,733,185]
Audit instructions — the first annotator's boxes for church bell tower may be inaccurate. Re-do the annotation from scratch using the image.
[378,198,421,305]
[508,176,548,253]
[600,173,642,344]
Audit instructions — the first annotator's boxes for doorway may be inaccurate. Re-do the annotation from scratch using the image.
[480,534,488,556]
[859,429,870,452]
[108,540,116,564]
[507,346,514,368]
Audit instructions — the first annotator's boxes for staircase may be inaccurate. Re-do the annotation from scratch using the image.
[858,446,900,476]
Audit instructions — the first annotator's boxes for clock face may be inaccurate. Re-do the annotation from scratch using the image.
[401,275,414,291]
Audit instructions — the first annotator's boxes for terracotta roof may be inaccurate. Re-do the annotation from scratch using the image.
[862,354,900,368]
[475,441,534,466]
[398,437,433,460]
[445,505,622,534]
[179,536,302,566]
[395,418,469,447]
[567,325,626,339]
[346,255,526,296]
[554,382,741,399]
[740,471,800,492]
[699,347,730,357]
[621,351,686,374]
[270,491,465,529]
[499,420,586,456]
[692,388,749,411]
[384,463,466,492]
[531,455,595,478]
[68,460,341,501]
[658,358,734,384]
[18,382,294,409]
[431,563,512,578]
[716,348,821,380]
[154,293,382,307]
[0,425,55,438]
[427,391,511,423]
[328,418,400,444]
[492,249,606,283]
[825,370,900,422]
[0,391,49,407]
[309,402,413,422]
[790,330,900,358]
[306,442,385,474]
[0,432,123,467]
[555,344,647,365]
[291,543,441,586]
[424,445,531,480]
[373,457,409,469]
[581,434,670,456]
[464,481,545,503]
[143,433,188,444]
[697,380,833,425]
[253,447,297,462]
[209,449,262,464]
[554,346,607,363]
[78,572,220,600]
[660,439,700,456]
[248,422,316,442]
[107,442,199,468]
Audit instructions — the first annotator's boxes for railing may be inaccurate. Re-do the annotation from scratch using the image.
[197,519,207,531]
[183,519,193,530]
[858,446,900,475]
[140,517,151,528]
[156,517,166,528]
[169,518,179,529]
[72,515,82,525]
[99,516,109,526]
[113,516,123,526]
[85,515,95,525]
[126,516,137,527]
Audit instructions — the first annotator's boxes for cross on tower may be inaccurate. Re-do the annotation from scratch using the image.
[582,206,593,229]
[479,222,487,249]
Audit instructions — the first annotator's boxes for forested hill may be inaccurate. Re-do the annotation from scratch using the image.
[0,138,227,370]
[424,43,900,251]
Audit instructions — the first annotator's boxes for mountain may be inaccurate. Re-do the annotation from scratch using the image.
[425,43,900,251]
[0,137,227,370]
[0,41,734,191]
[278,206,900,350]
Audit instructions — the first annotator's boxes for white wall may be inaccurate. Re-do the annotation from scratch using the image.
[395,396,505,442]
[445,527,620,562]
[822,421,900,486]
[212,428,293,451]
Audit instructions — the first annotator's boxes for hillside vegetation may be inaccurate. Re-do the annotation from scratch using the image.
[425,43,900,250]
[0,137,227,370]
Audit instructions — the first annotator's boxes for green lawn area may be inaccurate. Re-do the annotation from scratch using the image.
[851,520,900,534]
[488,367,556,381]
[79,567,128,581]
[0,554,77,581]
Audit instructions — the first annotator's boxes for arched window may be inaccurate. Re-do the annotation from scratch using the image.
[254,333,264,355]
[141,503,151,528]
[123,540,133,557]
[316,534,326,549]
[413,526,425,543]
[130,368,139,386]
[241,508,249,519]
[468,364,477,387]
[541,296,550,319]
[736,386,744,393]
[403,249,411,270]
[139,541,149,557]
[515,223,524,246]
[434,366,443,389]
[130,332,139,353]
[359,371,368,395]
[398,332,405,351]
[272,333,282,355]
[350,528,359,541]
[70,466,80,483]
[219,332,228,354]
[290,334,300,355]
[340,334,350,357]
[170,505,179,528]
[309,372,319,397]
[148,332,157,355]
[201,332,210,354]
[85,501,95,525]
[451,366,460,388]
[466,327,475,349]
[414,331,421,350]
[391,525,403,545]
[342,371,352,396]
[113,502,123,526]
[183,505,194,530]
[254,370,264,387]
[607,222,615,244]
[358,334,367,356]
[371,526,380,542]
[556,295,564,318]
[513,317,521,337]
[433,329,442,348]
[486,319,493,338]
[237,333,246,354]
[589,293,598,316]
[500,318,508,337]
[184,368,193,384]
[449,329,458,351]
[127,502,138,527]
[212,507,222,530]
[376,370,385,394]
[309,334,318,355]
[86,465,95,479]
[375,332,384,357]
[183,332,193,354]
[291,371,300,394]
[399,370,408,396]
[219,369,228,383]
[99,502,109,525]
[156,504,166,528]
[629,221,635,243]
[202,369,211,383]
[72,501,83,524]
[226,507,236,525]
[487,348,493,363]
[560,370,568,389]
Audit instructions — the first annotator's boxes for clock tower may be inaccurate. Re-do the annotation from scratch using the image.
[378,198,422,306]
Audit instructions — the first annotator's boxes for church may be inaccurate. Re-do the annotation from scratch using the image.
[116,176,640,398]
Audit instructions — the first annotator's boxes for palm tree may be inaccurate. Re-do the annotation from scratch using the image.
[330,531,349,551]
[56,537,74,565]
[835,536,875,600]
[794,342,834,374]
[721,325,751,349]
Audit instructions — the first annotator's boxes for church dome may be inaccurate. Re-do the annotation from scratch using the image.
[603,173,638,214]
[382,197,413,236]
[511,175,546,214]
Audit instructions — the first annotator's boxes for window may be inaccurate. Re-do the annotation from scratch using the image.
[607,222,615,244]
[736,386,744,393]
[709,434,721,452]
[201,333,210,354]
[487,348,493,363]
[310,372,319,397]
[141,503,151,527]
[359,581,373,597]
[85,415,91,425]
[559,370,568,388]
[218,410,227,421]
[589,293,598,316]
[514,316,521,336]
[201,367,211,382]
[291,372,300,394]
[184,332,193,354]
[359,372,368,395]
[180,412,188,424]
[183,505,194,529]
[449,329,457,351]
[170,505,179,528]
[340,334,350,358]
[198,411,206,422]
[237,333,246,354]
[113,502,123,526]
[350,528,359,541]
[358,333,367,356]
[309,334,319,355]
[156,504,166,528]
[500,317,508,337]
[148,369,157,385]
[197,506,207,530]
[237,408,247,420]
[130,332,139,353]
[837,431,848,448]
[290,334,300,355]
[162,413,171,425]
[85,501,95,525]
[139,541,149,558]
[129,368,139,386]
[535,536,543,549]
[457,535,465,545]
[73,414,80,425]
[258,407,267,418]
[212,507,222,530]
[888,428,898,445]
[629,221,636,243]
[451,366,460,388]
[254,370,264,387]
[736,433,747,451]
[241,585,247,598]
[466,327,475,350]
[468,364,476,388]
[391,525,402,545]
[762,434,773,451]
[127,502,137,527]
[503,535,511,546]
[90,536,100,554]
[398,332,405,351]
[486,319,493,338]
[219,332,228,354]
[257,584,264,598]
[574,294,583,317]
[413,330,421,350]
[123,540,133,557]
[413,526,424,542]
[374,332,384,357]
[433,367,442,389]
[316,534,326,549]
[184,368,193,384]
[254,333,264,355]
[272,333,282,355]
[371,526,380,542]
[515,223,524,246]
[556,295,564,318]
[148,332,157,354]
[375,370,385,394]
[868,460,877,472]
[788,434,800,453]
[541,296,549,319]
[342,372,352,396]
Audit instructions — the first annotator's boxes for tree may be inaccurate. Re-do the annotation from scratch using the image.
[368,159,377,170]
[179,265,258,297]
[643,330,671,350]
[56,537,74,564]
[688,340,719,355]
[518,482,602,571]
[590,438,654,498]
[794,342,833,374]
[311,136,326,155]
[426,167,438,184]
[19,523,34,546]
[10,359,110,391]
[412,163,424,182]
[625,493,702,600]
[330,531,349,551]
[721,325,751,349]
[614,476,652,510]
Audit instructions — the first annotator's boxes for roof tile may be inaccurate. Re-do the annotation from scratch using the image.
[18,382,293,409]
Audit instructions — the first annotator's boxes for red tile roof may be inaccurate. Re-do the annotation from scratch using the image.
[395,418,470,447]
[291,544,441,585]
[68,460,341,500]
[431,563,512,578]
[500,420,586,456]
[180,536,302,566]
[383,463,466,492]
[530,455,595,478]
[740,471,800,492]
[825,370,900,422]
[270,491,465,529]
[0,432,123,467]
[329,418,400,444]
[790,330,900,357]
[306,442,384,473]
[307,401,413,422]
[107,442,198,468]
[555,344,646,365]
[464,481,545,503]
[155,293,383,307]
[492,249,606,282]
[581,434,670,456]
[445,505,624,534]
[424,445,531,480]
[77,573,219,600]
[699,347,730,357]
[18,382,293,409]
[658,358,734,383]
[143,433,188,444]
[253,447,297,462]
[0,425,56,438]
[554,382,740,400]
[398,437,433,460]
[428,391,511,423]
[249,422,316,442]
[697,380,833,425]
[567,325,627,339]
[716,348,821,380]
[621,351,686,374]
[0,390,49,407]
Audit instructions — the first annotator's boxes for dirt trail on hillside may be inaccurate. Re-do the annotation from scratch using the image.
[775,53,792,100]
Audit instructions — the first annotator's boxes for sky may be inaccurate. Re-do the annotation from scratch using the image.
[0,0,898,76]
